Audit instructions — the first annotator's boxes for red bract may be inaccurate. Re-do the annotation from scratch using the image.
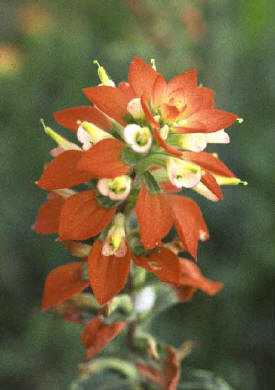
[135,183,174,250]
[37,150,94,190]
[32,193,64,234]
[59,190,116,241]
[88,239,131,305]
[175,258,223,302]
[83,86,129,125]
[77,138,131,178]
[41,262,89,311]
[137,346,180,390]
[54,105,112,132]
[82,317,126,360]
[134,247,182,285]
[135,184,208,258]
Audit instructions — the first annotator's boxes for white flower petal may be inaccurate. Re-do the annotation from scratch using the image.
[193,182,219,202]
[180,133,207,152]
[97,178,111,196]
[127,98,144,119]
[77,125,92,144]
[206,129,230,144]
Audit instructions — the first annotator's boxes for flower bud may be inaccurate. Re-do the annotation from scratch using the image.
[77,121,113,149]
[102,213,127,257]
[205,129,230,144]
[97,175,131,201]
[124,124,152,153]
[166,157,201,188]
[176,133,207,152]
[127,98,145,120]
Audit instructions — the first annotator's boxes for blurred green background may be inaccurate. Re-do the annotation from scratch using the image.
[1,0,274,389]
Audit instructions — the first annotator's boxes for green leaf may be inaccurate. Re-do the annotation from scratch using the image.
[178,369,234,390]
[70,360,141,390]
[124,188,140,215]
[95,193,121,208]
[143,171,161,194]
[121,146,145,165]
[70,372,133,390]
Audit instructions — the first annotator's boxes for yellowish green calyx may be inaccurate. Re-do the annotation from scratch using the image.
[153,114,160,123]
[168,157,200,174]
[41,119,80,150]
[78,120,113,143]
[109,213,126,249]
[159,124,169,140]
[93,60,115,86]
[136,127,151,146]
[108,176,128,195]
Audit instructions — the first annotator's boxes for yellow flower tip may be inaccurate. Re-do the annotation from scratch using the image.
[216,177,248,186]
[93,59,100,68]
[76,120,82,125]
[40,118,47,131]
[40,119,55,138]
[150,58,157,71]
[198,83,204,88]
[237,117,244,124]
[212,152,219,158]
[93,59,114,86]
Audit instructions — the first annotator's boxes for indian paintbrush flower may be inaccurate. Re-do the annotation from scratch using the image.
[33,57,246,380]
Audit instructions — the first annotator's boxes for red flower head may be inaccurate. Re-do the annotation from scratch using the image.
[34,56,246,306]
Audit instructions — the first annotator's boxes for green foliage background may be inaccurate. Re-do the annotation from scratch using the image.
[0,0,274,389]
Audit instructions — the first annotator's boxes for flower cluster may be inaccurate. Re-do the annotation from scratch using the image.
[33,57,245,379]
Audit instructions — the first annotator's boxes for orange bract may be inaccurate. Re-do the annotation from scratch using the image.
[54,105,111,132]
[135,184,173,249]
[33,194,64,234]
[77,138,131,178]
[41,262,89,311]
[88,239,131,304]
[137,346,180,390]
[82,317,126,360]
[59,190,116,241]
[37,150,94,190]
